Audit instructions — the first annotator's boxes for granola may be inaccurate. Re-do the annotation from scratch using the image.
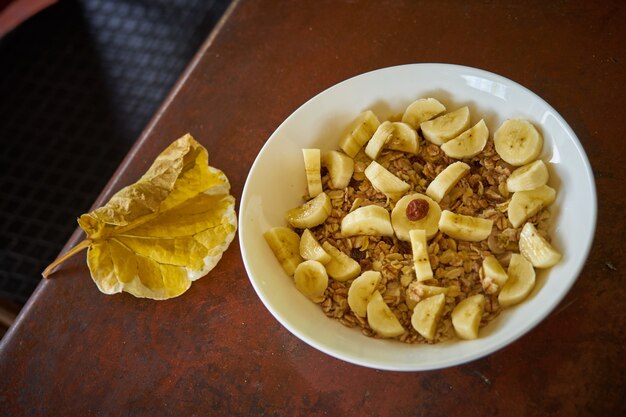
[306,139,553,344]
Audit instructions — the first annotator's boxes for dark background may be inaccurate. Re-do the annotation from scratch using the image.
[0,0,231,306]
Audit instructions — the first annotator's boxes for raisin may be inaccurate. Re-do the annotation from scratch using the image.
[397,240,412,255]
[350,248,366,262]
[406,198,429,221]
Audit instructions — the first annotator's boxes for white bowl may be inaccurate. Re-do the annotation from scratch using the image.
[239,64,596,371]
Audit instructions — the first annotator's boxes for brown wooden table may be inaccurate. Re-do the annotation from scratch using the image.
[1,1,624,415]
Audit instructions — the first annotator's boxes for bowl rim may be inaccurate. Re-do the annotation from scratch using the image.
[238,63,597,371]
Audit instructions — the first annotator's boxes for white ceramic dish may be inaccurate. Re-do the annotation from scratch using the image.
[239,64,596,371]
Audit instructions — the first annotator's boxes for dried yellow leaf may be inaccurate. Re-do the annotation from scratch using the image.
[43,134,237,300]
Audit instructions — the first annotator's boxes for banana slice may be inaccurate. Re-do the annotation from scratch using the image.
[409,229,433,282]
[411,293,446,341]
[498,253,536,308]
[482,255,509,290]
[391,193,441,241]
[386,122,419,154]
[425,161,470,203]
[348,271,382,317]
[438,210,493,242]
[451,294,485,340]
[364,121,395,160]
[406,282,450,309]
[519,222,562,268]
[321,241,361,281]
[365,121,420,159]
[299,229,331,264]
[302,148,322,198]
[339,110,381,158]
[507,185,556,228]
[367,290,405,338]
[264,227,303,276]
[506,159,549,192]
[341,205,394,237]
[440,119,489,159]
[401,97,446,129]
[494,119,543,166]
[294,260,329,301]
[364,160,410,201]
[322,150,354,189]
[286,192,332,229]
[420,106,471,145]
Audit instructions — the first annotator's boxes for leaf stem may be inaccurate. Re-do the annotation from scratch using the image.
[42,239,91,278]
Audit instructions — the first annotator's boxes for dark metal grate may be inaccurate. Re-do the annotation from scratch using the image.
[0,0,230,304]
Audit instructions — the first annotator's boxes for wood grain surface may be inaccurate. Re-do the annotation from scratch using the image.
[1,1,624,416]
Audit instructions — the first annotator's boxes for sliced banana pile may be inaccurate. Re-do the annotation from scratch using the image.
[264,96,562,343]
